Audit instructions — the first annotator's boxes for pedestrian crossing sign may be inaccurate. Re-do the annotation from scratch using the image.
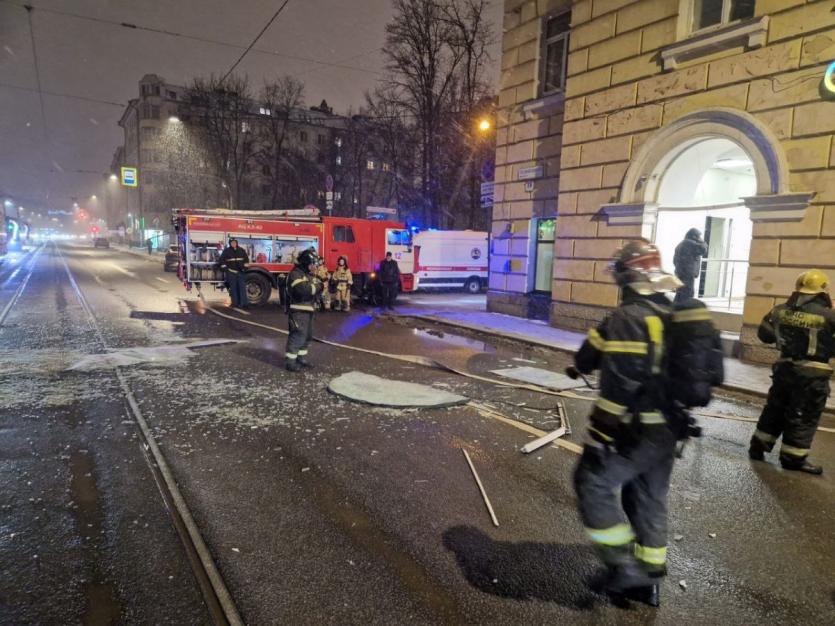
[120,166,138,187]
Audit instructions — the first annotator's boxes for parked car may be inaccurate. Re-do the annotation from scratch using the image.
[93,237,110,249]
[163,244,179,272]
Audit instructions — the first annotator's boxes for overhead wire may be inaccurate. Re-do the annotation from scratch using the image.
[221,0,293,81]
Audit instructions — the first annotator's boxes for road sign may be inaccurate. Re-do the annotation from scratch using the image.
[326,200,334,212]
[325,174,334,192]
[480,181,494,209]
[325,191,334,201]
[366,206,397,215]
[120,166,138,187]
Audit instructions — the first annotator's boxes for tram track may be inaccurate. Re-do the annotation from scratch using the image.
[44,243,244,626]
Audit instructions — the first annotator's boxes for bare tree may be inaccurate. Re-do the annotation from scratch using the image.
[186,74,257,209]
[256,76,306,209]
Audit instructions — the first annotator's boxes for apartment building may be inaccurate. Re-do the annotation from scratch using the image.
[490,0,835,362]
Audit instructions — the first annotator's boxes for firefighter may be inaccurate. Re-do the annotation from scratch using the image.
[284,249,322,372]
[749,269,835,475]
[332,256,353,312]
[571,239,684,607]
[218,238,250,309]
[315,260,331,312]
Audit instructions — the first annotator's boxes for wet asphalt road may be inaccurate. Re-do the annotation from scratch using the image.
[1,243,834,625]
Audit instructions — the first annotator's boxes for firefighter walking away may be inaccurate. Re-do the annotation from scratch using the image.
[749,270,835,475]
[284,250,322,372]
[569,239,722,608]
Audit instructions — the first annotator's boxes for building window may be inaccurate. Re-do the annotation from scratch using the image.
[541,12,571,95]
[534,218,556,293]
[300,131,308,142]
[141,84,160,96]
[334,191,342,201]
[241,121,251,133]
[317,134,325,145]
[693,0,755,31]
[259,106,272,116]
[167,90,177,100]
[382,163,391,172]
[367,160,375,170]
[333,225,355,243]
[141,104,160,119]
[140,127,160,142]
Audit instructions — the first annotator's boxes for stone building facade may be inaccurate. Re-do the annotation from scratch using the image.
[490,0,835,362]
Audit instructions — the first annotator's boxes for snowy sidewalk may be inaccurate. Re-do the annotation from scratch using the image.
[393,306,835,410]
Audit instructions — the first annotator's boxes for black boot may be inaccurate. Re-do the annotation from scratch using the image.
[780,457,823,475]
[749,436,766,461]
[605,561,654,594]
[285,358,301,372]
[625,583,660,607]
[297,356,314,368]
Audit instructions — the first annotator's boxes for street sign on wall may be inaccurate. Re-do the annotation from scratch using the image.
[366,206,397,215]
[120,166,138,187]
[480,181,495,209]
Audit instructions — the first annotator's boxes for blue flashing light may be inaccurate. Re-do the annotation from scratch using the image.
[826,61,835,94]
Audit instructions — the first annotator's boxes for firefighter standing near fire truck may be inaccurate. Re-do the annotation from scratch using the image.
[314,260,331,311]
[749,270,835,475]
[332,256,353,312]
[284,249,322,372]
[218,239,250,309]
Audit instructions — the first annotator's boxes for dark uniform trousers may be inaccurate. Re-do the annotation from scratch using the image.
[674,278,695,303]
[382,282,397,307]
[226,271,247,307]
[754,362,830,460]
[573,424,676,575]
[286,309,314,360]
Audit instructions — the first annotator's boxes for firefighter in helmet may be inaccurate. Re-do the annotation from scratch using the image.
[284,249,322,372]
[749,269,835,475]
[314,259,332,311]
[332,256,353,312]
[570,239,683,607]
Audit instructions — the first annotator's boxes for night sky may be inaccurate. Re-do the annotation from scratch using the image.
[0,0,503,218]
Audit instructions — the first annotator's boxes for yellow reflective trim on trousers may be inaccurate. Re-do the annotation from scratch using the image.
[290,304,315,311]
[589,427,614,443]
[604,341,648,355]
[672,309,712,323]
[754,429,777,444]
[290,278,308,287]
[286,353,298,359]
[298,350,308,356]
[780,444,809,457]
[639,412,666,424]
[587,328,606,350]
[586,523,634,546]
[634,544,667,565]
[645,315,664,374]
[596,397,627,416]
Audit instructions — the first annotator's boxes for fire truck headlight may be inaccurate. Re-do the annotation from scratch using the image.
[370,272,376,279]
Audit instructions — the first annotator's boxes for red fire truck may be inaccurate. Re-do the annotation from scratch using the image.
[172,208,415,306]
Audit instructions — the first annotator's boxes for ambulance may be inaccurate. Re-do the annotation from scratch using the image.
[412,230,488,293]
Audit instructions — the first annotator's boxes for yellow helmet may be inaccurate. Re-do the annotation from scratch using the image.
[796,269,830,295]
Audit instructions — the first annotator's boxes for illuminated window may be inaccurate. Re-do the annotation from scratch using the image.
[367,160,375,170]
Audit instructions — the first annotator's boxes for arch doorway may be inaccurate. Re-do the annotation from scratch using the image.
[652,137,755,312]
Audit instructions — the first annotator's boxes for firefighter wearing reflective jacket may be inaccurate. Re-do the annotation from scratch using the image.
[749,269,835,475]
[332,256,353,312]
[284,250,322,372]
[571,240,684,607]
[315,262,331,311]
[218,239,250,309]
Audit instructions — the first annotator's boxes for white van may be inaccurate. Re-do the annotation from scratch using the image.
[413,230,488,293]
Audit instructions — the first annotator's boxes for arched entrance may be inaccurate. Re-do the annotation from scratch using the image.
[614,108,791,319]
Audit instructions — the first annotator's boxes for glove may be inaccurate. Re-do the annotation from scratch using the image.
[565,366,580,380]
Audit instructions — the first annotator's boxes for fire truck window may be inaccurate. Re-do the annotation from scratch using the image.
[274,238,317,264]
[387,230,411,246]
[333,226,355,243]
[235,237,273,263]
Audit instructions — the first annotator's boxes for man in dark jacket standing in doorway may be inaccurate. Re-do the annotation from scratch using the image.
[379,252,400,310]
[673,228,708,303]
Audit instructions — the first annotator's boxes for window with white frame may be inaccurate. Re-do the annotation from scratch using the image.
[541,12,571,95]
[366,160,375,170]
[692,0,755,31]
[259,106,272,116]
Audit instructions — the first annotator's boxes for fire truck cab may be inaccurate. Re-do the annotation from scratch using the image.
[172,208,414,307]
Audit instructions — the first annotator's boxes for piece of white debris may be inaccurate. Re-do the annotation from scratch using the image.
[674,534,684,541]
[708,533,717,538]
[231,548,240,553]
[679,580,687,590]
[301,467,310,472]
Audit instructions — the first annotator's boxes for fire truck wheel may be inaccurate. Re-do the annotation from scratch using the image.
[245,273,272,306]
[464,277,482,294]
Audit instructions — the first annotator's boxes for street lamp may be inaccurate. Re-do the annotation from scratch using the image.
[109,173,118,181]
[168,115,181,123]
[478,118,492,133]
[91,195,97,201]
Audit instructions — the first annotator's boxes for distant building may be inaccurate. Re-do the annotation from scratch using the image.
[491,0,835,363]
[112,74,401,245]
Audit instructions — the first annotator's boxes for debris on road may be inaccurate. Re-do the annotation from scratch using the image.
[66,339,243,371]
[709,533,717,538]
[679,580,687,590]
[489,366,586,391]
[674,534,684,541]
[328,371,468,408]
[520,426,567,454]
[462,448,499,527]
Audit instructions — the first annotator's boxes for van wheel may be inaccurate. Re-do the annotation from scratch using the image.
[464,277,482,294]
[245,273,272,306]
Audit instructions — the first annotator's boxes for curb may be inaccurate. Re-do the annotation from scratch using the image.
[392,312,794,405]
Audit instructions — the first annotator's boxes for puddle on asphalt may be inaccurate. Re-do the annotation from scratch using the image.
[69,450,121,625]
[412,328,496,353]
